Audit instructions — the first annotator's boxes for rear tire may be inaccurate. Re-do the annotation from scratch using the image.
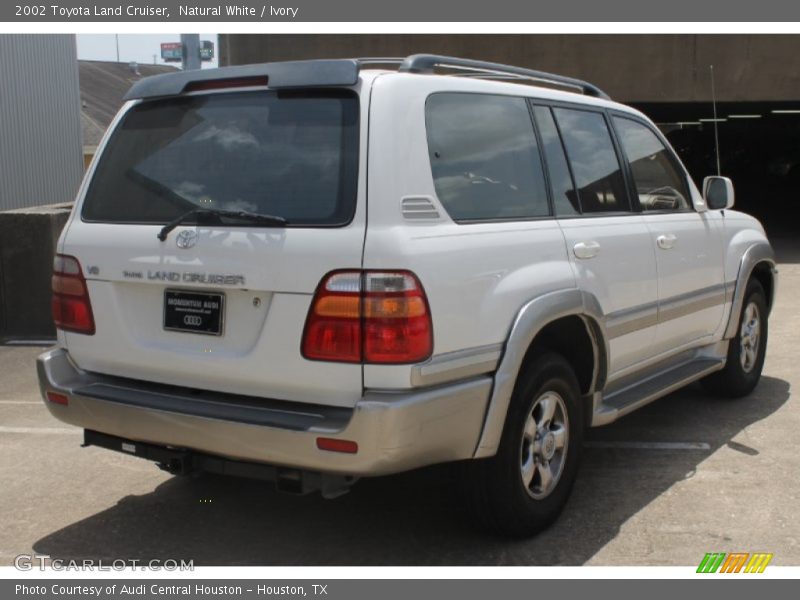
[460,352,583,537]
[702,279,768,398]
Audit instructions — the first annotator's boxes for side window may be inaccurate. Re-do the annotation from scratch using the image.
[553,107,631,213]
[531,105,579,216]
[425,93,550,221]
[613,116,691,212]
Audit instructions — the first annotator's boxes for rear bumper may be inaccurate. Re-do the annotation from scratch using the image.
[37,348,491,476]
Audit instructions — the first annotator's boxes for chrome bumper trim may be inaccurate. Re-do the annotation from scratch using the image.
[410,343,503,387]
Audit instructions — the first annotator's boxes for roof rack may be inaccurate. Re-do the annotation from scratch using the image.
[123,55,609,102]
[358,54,610,100]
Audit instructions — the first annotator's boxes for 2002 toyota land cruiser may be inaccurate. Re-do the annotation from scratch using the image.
[38,55,776,536]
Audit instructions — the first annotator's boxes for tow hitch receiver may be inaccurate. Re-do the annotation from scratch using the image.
[82,430,356,498]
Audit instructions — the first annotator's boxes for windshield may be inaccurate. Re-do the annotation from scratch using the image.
[82,89,360,226]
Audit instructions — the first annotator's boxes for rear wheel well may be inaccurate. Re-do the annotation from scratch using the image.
[520,316,597,398]
[750,262,774,311]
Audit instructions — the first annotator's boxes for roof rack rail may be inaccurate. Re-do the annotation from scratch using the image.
[122,55,610,102]
[393,54,611,100]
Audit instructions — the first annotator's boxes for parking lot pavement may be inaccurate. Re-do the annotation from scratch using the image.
[2,250,798,567]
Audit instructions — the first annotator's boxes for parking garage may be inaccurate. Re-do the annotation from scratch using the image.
[219,33,800,237]
[639,101,800,235]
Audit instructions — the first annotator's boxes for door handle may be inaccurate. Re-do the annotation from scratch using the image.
[657,234,677,250]
[573,241,600,259]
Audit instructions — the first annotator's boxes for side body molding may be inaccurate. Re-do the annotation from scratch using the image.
[473,288,607,458]
[724,242,777,340]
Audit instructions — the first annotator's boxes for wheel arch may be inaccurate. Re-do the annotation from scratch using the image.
[750,262,776,312]
[473,288,608,459]
[724,242,777,339]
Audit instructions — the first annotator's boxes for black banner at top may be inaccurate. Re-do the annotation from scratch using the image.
[2,0,800,22]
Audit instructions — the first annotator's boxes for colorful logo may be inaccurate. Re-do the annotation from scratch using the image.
[697,552,773,573]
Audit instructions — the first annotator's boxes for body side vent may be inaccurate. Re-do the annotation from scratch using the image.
[401,196,441,220]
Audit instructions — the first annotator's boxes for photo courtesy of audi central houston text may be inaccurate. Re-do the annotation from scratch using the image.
[1,33,798,566]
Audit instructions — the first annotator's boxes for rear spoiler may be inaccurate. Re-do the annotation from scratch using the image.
[123,59,360,101]
[124,54,611,102]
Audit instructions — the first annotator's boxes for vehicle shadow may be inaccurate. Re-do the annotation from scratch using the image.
[33,376,790,566]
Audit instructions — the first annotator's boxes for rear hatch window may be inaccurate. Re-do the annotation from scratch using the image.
[82,89,359,226]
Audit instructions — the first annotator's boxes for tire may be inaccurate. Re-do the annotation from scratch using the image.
[460,352,584,537]
[702,279,768,398]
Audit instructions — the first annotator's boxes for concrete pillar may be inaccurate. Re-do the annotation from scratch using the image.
[181,34,202,71]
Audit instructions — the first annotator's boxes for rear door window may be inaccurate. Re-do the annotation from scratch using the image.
[531,105,580,216]
[553,107,631,213]
[425,93,550,222]
[82,90,360,226]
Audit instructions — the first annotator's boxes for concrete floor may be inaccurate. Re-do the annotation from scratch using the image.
[1,244,798,566]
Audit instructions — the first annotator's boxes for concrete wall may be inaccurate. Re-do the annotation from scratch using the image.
[0,204,71,342]
[0,35,84,211]
[219,34,800,103]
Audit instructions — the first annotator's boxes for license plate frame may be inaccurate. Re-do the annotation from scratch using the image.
[163,289,225,336]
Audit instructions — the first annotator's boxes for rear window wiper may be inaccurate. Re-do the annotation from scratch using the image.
[157,208,288,241]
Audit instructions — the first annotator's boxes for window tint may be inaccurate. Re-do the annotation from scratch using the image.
[553,108,630,213]
[82,90,359,226]
[532,105,579,216]
[613,117,691,212]
[426,93,549,221]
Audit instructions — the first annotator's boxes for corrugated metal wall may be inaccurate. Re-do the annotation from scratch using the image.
[0,35,83,211]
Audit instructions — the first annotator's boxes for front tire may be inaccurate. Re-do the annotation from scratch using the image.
[461,352,584,537]
[702,279,768,397]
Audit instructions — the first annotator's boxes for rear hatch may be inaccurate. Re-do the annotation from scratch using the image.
[60,86,366,407]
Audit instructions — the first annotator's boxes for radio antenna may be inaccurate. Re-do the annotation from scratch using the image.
[710,64,721,176]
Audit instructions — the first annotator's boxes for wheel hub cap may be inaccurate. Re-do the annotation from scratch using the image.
[542,432,556,461]
[739,301,761,374]
[520,391,569,500]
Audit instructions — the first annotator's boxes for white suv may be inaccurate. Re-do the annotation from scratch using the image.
[37,55,776,536]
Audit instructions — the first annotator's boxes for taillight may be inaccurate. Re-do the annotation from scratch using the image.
[302,270,433,364]
[51,254,95,335]
[362,272,433,363]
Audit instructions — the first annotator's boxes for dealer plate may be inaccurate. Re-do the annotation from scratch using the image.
[163,289,224,336]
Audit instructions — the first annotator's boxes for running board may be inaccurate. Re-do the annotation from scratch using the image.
[592,358,725,426]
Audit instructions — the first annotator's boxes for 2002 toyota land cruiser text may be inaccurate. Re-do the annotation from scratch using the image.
[38,55,776,536]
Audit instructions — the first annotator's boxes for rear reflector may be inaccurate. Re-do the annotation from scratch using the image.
[302,270,433,364]
[52,254,95,335]
[316,437,358,454]
[46,391,69,406]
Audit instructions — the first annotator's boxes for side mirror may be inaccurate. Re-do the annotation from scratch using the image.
[703,176,735,210]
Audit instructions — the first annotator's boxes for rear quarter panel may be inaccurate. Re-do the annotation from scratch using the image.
[362,75,576,389]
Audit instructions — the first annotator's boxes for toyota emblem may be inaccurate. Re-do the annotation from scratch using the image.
[175,230,198,249]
